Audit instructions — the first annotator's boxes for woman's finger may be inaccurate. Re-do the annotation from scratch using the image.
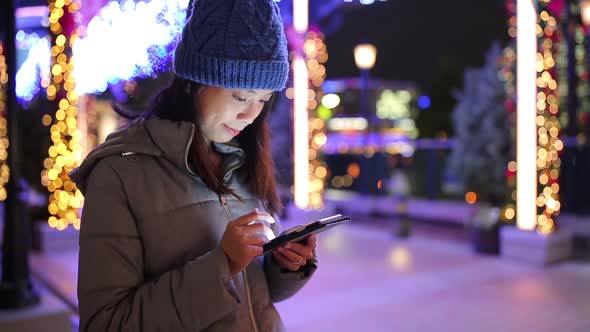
[249,210,276,225]
[246,245,264,257]
[243,235,267,246]
[277,246,307,264]
[272,250,300,271]
[307,234,317,246]
[283,242,313,260]
[230,211,260,226]
[236,223,265,236]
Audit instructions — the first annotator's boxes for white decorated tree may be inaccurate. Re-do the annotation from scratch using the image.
[446,42,511,206]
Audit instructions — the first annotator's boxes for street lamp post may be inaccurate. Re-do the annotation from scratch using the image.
[354,44,377,194]
[354,43,377,127]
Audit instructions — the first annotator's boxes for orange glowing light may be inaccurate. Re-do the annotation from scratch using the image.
[465,192,477,204]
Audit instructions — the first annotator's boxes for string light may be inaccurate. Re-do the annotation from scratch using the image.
[305,31,328,209]
[502,1,517,226]
[0,43,9,201]
[536,5,560,235]
[290,30,329,209]
[41,0,83,231]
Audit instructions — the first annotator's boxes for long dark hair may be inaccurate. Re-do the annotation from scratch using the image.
[113,76,283,216]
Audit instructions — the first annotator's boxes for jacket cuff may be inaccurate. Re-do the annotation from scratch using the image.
[263,252,317,302]
[186,246,241,322]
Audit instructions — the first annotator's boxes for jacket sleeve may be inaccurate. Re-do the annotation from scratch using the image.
[77,160,238,332]
[262,216,318,303]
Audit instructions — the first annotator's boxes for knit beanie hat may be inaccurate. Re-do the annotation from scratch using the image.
[173,0,289,91]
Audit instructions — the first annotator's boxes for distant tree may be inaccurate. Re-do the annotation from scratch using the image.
[446,42,511,205]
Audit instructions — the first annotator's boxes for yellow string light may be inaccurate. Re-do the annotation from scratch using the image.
[304,31,328,209]
[0,44,9,201]
[536,5,560,235]
[42,0,83,231]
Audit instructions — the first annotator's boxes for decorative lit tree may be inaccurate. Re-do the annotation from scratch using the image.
[446,42,511,207]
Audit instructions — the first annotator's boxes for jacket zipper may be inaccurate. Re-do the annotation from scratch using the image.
[220,195,259,332]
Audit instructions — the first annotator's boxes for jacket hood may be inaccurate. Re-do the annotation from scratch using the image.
[70,117,245,194]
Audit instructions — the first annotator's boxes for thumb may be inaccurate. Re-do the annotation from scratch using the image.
[230,211,259,226]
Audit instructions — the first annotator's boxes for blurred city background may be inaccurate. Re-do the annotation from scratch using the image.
[0,0,589,331]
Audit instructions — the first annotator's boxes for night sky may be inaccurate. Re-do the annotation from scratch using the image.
[325,0,509,91]
[12,0,509,92]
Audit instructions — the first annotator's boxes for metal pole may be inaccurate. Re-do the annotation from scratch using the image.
[361,69,370,130]
[0,0,40,309]
[359,69,372,194]
[566,0,578,137]
[562,0,577,213]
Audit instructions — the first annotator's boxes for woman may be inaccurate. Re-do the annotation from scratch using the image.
[71,0,317,331]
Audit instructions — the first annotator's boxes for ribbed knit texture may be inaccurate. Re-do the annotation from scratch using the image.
[173,0,289,91]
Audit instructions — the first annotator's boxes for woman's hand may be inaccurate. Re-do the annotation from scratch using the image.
[220,210,274,275]
[272,234,317,271]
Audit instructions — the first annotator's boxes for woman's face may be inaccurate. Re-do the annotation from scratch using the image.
[194,86,273,144]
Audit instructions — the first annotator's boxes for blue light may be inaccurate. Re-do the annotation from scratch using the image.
[417,95,431,109]
[16,35,51,104]
[344,0,386,4]
[73,0,190,95]
[16,0,190,101]
[16,30,26,42]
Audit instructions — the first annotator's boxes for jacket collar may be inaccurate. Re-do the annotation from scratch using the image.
[70,117,246,194]
[144,118,246,180]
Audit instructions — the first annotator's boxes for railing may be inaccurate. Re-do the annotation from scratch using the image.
[323,136,590,214]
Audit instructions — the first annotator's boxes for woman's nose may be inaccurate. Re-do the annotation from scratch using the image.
[238,103,262,123]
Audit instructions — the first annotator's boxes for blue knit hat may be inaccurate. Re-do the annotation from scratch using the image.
[173,0,289,91]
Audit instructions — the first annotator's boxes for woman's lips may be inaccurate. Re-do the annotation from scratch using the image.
[224,124,241,136]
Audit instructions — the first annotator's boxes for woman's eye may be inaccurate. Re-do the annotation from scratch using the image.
[259,99,270,105]
[233,95,248,103]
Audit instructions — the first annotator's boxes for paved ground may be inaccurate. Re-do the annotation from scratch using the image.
[27,217,590,332]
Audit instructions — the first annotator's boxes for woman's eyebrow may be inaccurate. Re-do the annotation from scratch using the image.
[246,90,273,97]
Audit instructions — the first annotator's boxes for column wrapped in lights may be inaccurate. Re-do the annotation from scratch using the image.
[304,31,328,209]
[289,0,329,209]
[41,0,84,231]
[0,43,9,201]
[535,1,562,234]
[516,0,538,231]
[292,0,310,208]
[506,0,563,233]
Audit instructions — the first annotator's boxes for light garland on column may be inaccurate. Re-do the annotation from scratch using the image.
[504,0,562,233]
[286,30,328,209]
[500,0,517,224]
[304,31,328,209]
[41,0,83,231]
[0,43,9,202]
[535,1,562,234]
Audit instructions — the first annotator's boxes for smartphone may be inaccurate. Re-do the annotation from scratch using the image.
[262,214,350,254]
